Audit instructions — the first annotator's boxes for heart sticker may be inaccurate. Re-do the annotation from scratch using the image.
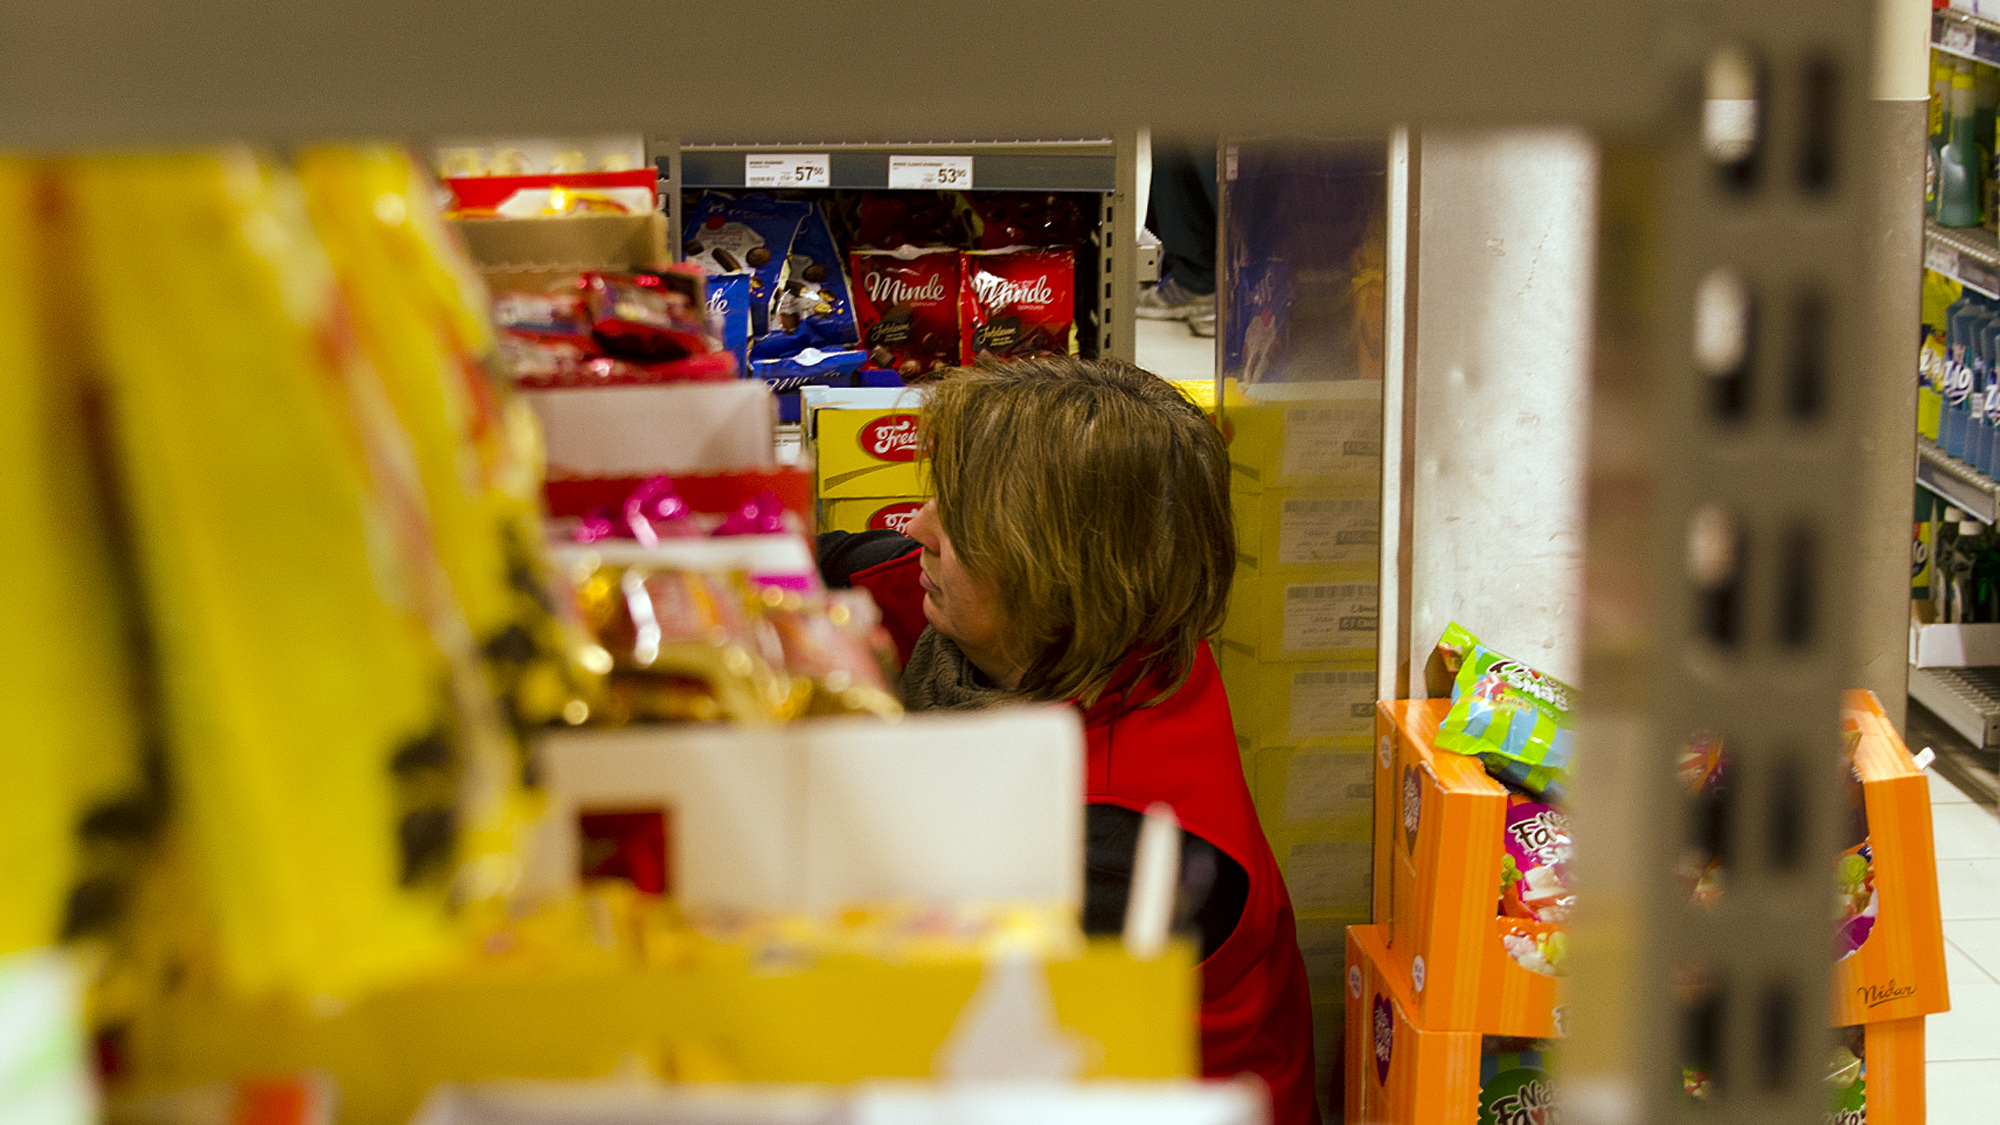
[1371,993,1394,1086]
[1401,765,1422,853]
[1349,964,1363,999]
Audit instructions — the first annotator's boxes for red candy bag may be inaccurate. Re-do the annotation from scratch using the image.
[849,248,963,382]
[581,272,712,361]
[961,248,1074,363]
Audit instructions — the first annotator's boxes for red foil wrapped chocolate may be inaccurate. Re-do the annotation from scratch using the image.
[849,249,964,382]
[961,248,1074,363]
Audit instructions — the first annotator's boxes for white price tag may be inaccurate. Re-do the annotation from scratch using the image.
[1944,22,1977,56]
[745,153,830,188]
[1927,240,1961,279]
[887,155,973,190]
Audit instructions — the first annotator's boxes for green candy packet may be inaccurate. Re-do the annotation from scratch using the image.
[1432,622,1579,800]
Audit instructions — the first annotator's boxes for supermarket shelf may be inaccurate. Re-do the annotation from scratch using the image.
[1935,8,2000,66]
[668,140,1116,193]
[1910,664,2000,747]
[1924,220,2000,299]
[1918,437,2000,524]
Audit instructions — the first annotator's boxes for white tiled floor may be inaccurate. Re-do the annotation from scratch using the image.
[1926,772,2000,1123]
[1133,315,1216,382]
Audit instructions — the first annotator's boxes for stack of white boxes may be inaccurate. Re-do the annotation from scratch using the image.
[1214,381,1383,1094]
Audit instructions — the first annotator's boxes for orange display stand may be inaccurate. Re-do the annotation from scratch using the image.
[1855,1015,1926,1125]
[1343,924,1480,1125]
[1372,700,1563,1037]
[1833,691,1951,1027]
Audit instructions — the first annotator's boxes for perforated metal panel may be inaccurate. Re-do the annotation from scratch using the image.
[1566,6,1873,1123]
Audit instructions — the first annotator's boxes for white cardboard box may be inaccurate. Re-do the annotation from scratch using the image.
[537,706,1084,914]
[1909,619,2000,667]
[526,381,776,478]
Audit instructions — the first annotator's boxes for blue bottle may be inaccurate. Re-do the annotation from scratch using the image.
[1945,304,1974,459]
[1975,315,1999,473]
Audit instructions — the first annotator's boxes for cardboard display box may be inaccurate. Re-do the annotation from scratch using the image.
[1232,482,1381,575]
[1218,647,1376,748]
[804,387,930,502]
[1219,573,1379,664]
[1344,924,1481,1125]
[1373,699,1562,1038]
[450,211,669,291]
[1248,746,1374,837]
[1225,383,1383,493]
[1833,690,1951,1026]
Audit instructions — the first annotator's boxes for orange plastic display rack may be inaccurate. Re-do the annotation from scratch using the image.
[1371,700,1564,1038]
[1833,691,1951,1026]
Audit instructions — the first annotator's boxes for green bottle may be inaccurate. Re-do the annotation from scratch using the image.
[1932,56,1954,218]
[1940,63,1988,228]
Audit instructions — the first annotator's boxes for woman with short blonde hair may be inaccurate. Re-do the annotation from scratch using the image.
[819,358,1318,1125]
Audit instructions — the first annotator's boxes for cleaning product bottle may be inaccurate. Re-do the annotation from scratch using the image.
[1953,518,1984,622]
[1941,62,1988,227]
[1935,507,1962,624]
[1933,55,1957,218]
[1945,301,1976,458]
[1979,65,1999,232]
[1915,488,1935,605]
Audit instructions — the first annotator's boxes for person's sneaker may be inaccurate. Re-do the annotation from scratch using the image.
[1136,275,1216,322]
[1186,302,1217,338]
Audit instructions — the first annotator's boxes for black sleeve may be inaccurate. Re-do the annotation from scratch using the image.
[816,530,920,589]
[1081,803,1250,962]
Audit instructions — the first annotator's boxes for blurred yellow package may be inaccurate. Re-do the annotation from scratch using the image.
[65,151,485,998]
[0,159,153,956]
[297,146,597,740]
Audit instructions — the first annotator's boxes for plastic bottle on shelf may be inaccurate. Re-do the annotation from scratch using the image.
[1940,62,1988,228]
[1979,66,2000,233]
[1933,55,1957,218]
[1968,316,2000,472]
[1935,507,1962,625]
[1971,314,1993,473]
[1944,299,1977,458]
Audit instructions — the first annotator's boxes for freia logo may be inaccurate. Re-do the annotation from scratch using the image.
[971,271,1055,308]
[864,271,947,305]
[857,414,922,462]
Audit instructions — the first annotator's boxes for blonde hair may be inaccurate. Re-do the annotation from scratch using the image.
[922,358,1235,706]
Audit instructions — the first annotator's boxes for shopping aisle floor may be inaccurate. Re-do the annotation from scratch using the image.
[1928,768,2000,1122]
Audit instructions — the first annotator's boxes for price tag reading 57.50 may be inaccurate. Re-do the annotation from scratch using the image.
[745,153,830,188]
[888,155,975,191]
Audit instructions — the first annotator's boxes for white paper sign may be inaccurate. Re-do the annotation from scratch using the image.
[888,154,973,190]
[1943,22,1977,57]
[1926,240,1960,278]
[745,152,830,188]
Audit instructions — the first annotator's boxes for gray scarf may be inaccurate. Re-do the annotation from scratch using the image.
[898,626,1016,712]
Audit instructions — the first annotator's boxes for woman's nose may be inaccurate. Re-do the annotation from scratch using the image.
[906,500,941,549]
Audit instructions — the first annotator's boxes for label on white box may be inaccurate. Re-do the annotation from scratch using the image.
[1283,749,1372,822]
[1282,838,1369,912]
[1280,407,1381,478]
[1288,669,1374,741]
[1282,582,1378,651]
[745,153,830,188]
[1278,497,1379,564]
[887,154,973,190]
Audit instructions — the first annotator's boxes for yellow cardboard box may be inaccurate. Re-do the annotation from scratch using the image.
[1220,572,1379,663]
[1270,827,1372,916]
[820,496,925,535]
[1233,482,1381,574]
[1249,747,1375,837]
[810,407,929,500]
[1224,383,1382,493]
[1219,648,1376,746]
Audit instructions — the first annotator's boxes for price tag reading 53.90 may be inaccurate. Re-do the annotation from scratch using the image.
[888,155,974,191]
[745,153,830,188]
